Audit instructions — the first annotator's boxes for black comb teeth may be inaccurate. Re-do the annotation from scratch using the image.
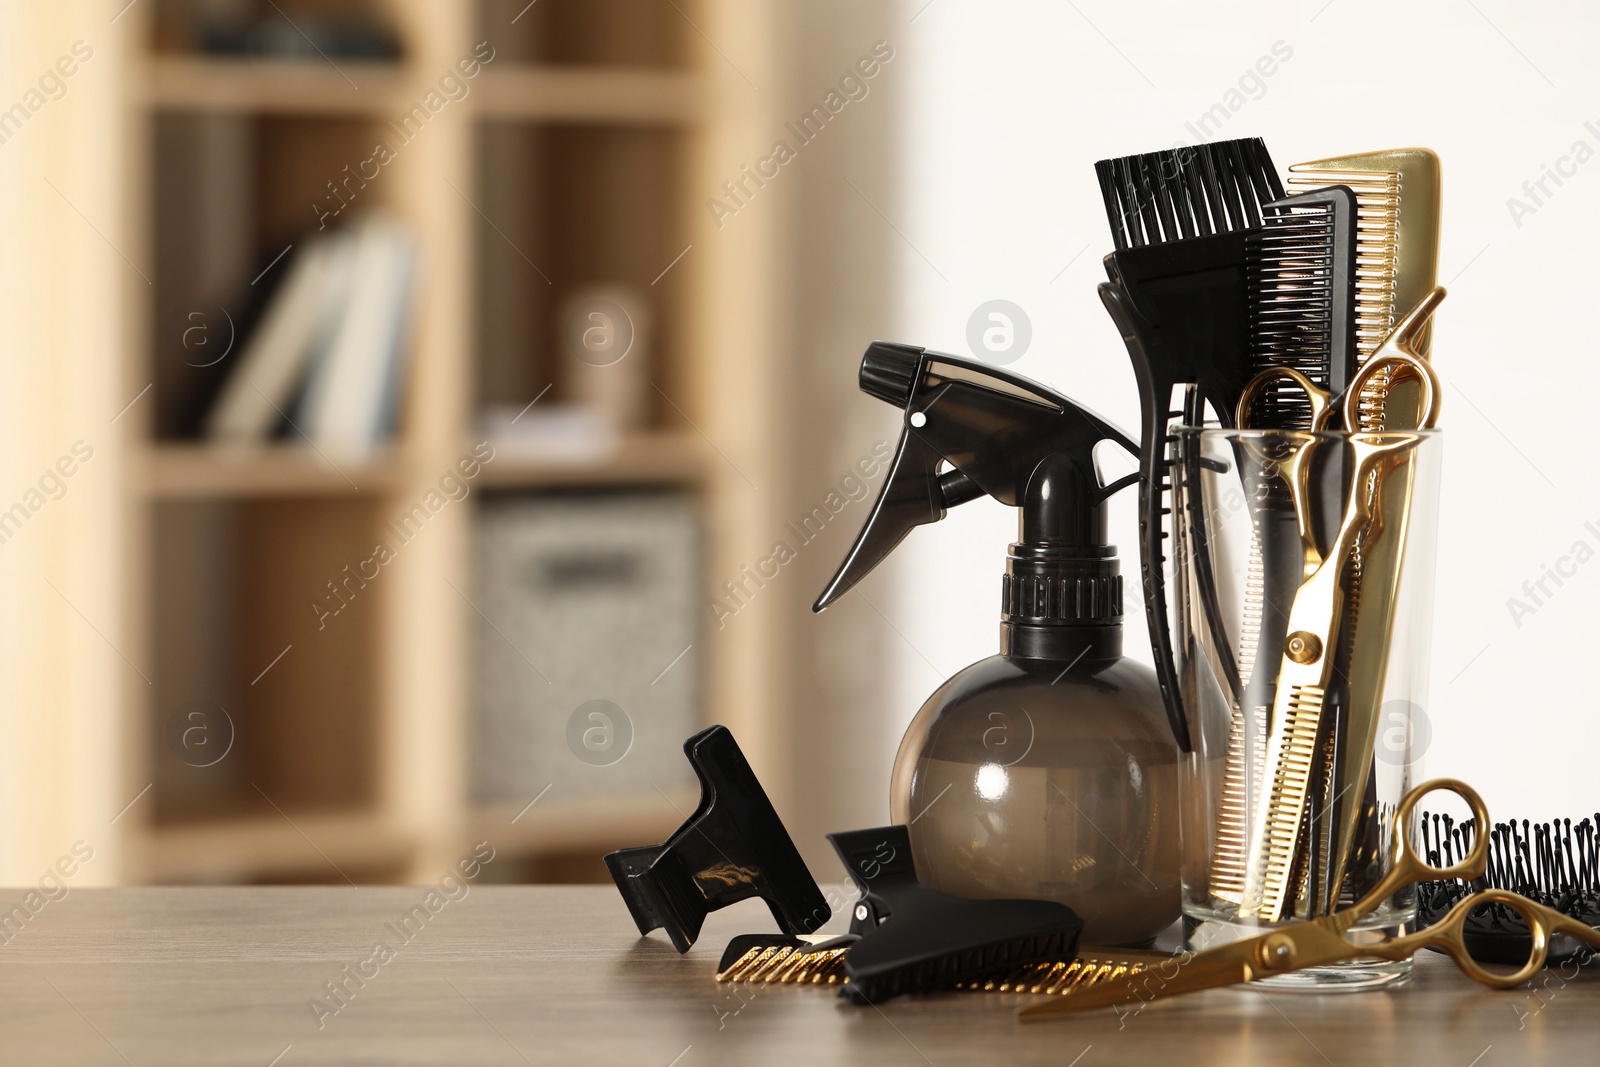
[1245,185,1358,428]
[1095,137,1285,251]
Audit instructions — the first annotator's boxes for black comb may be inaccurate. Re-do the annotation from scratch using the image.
[827,825,1083,1003]
[605,725,830,952]
[1239,185,1360,918]
[1094,136,1285,752]
[1243,185,1359,427]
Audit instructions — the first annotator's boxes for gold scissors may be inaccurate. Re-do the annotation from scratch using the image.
[1230,294,1444,920]
[1019,779,1600,1021]
[1234,286,1446,435]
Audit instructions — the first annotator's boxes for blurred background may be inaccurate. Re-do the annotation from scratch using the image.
[2,0,1597,887]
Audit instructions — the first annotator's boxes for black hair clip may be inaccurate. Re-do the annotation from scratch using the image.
[827,826,1084,1002]
[605,725,829,953]
[715,825,1085,1000]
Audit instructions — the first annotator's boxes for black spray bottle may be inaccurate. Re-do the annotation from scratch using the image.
[815,343,1180,947]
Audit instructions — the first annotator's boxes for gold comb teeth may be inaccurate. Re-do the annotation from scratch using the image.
[714,945,851,985]
[1211,698,1267,905]
[955,954,1155,996]
[1287,149,1441,428]
[715,944,1168,998]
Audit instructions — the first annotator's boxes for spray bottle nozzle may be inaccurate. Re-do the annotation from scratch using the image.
[813,343,1140,635]
[859,341,923,407]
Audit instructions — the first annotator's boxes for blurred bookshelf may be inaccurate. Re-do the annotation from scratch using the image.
[118,0,783,885]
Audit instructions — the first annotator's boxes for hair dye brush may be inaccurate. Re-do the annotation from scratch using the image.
[1095,136,1286,751]
[1417,811,1600,965]
[715,824,1084,1002]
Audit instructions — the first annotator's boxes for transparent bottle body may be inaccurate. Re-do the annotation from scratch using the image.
[889,651,1181,947]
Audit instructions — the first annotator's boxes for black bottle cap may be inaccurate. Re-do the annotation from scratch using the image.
[1000,453,1125,660]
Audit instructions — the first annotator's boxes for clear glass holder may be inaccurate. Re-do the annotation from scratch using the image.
[1170,425,1443,990]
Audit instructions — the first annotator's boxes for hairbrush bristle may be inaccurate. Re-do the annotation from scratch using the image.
[1417,811,1600,964]
[1095,138,1284,251]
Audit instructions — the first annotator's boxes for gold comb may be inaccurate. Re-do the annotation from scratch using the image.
[714,943,1171,997]
[1284,154,1440,913]
[715,944,851,985]
[1287,149,1441,428]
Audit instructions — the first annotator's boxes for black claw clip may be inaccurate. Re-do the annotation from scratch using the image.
[605,725,830,953]
[828,825,1084,1002]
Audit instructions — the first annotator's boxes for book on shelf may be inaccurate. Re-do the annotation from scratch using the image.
[203,214,419,456]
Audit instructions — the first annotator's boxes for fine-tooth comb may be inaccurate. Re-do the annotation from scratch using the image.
[714,939,1176,998]
[1210,184,1359,908]
[1242,185,1359,426]
[1094,136,1286,753]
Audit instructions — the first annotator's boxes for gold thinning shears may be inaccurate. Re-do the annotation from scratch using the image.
[1231,293,1444,920]
[1020,779,1600,1021]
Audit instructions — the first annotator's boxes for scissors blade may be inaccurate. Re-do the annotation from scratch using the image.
[1017,919,1379,1021]
[1016,944,1255,1020]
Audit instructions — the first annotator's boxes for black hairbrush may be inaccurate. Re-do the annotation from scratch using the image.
[1417,811,1600,965]
[1094,136,1285,751]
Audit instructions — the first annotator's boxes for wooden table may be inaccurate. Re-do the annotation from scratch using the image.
[2,885,1593,1064]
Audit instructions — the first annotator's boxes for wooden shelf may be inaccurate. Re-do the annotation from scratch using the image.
[85,0,784,890]
[145,811,414,883]
[472,788,697,855]
[142,57,711,126]
[474,67,710,124]
[477,432,711,489]
[145,444,401,498]
[142,56,415,115]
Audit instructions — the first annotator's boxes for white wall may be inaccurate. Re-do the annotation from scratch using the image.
[865,0,1600,822]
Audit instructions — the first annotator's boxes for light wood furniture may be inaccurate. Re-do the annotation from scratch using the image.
[103,0,790,885]
[4,885,1592,1064]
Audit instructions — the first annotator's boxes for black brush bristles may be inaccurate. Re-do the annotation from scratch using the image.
[1093,137,1287,753]
[1095,138,1285,251]
[1244,185,1358,428]
[1417,812,1600,965]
